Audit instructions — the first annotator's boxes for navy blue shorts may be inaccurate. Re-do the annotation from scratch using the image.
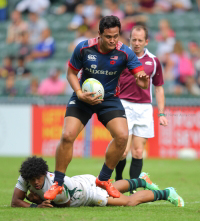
[65,93,126,127]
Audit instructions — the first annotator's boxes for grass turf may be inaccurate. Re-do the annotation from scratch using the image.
[0,157,199,221]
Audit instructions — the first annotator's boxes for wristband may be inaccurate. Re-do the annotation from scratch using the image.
[159,113,166,117]
[30,203,38,208]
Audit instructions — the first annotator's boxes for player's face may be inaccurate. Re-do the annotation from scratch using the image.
[29,175,45,190]
[99,27,120,52]
[130,29,148,56]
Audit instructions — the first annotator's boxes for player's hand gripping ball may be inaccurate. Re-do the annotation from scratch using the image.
[82,78,104,99]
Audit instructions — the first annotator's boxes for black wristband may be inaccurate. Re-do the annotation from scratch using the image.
[30,203,38,208]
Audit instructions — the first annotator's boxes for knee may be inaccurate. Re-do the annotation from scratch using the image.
[132,146,143,159]
[115,131,128,148]
[126,199,137,207]
[61,131,76,144]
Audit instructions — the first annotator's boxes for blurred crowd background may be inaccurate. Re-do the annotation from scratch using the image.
[0,0,200,98]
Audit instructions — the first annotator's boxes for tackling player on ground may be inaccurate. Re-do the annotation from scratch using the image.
[115,25,168,182]
[11,157,184,208]
[44,16,149,200]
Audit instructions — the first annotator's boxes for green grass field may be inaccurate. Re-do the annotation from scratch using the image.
[0,157,199,221]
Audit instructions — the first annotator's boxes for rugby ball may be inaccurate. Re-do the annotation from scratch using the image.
[82,78,104,99]
[177,147,197,160]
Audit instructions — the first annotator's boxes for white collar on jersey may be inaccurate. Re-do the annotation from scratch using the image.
[137,48,149,59]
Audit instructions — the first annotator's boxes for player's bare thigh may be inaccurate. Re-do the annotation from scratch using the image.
[106,117,128,138]
[62,116,85,140]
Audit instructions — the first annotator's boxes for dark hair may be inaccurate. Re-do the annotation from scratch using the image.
[18,55,25,61]
[99,16,121,34]
[19,156,48,181]
[130,25,148,40]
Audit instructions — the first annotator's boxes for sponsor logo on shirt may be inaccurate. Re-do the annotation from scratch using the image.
[110,60,116,65]
[110,56,118,60]
[88,54,97,61]
[145,61,153,65]
[91,64,97,69]
[85,67,117,75]
[97,200,103,205]
[69,100,76,104]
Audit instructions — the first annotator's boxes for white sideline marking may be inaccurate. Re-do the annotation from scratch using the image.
[147,201,200,205]
[185,201,200,204]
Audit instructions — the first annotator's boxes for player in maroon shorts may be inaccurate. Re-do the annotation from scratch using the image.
[115,25,168,182]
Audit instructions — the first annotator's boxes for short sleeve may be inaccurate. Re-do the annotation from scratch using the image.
[15,175,28,192]
[126,48,144,75]
[68,41,86,71]
[152,57,164,86]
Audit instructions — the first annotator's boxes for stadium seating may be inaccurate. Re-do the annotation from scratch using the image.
[0,2,200,97]
[0,79,5,95]
[15,78,30,95]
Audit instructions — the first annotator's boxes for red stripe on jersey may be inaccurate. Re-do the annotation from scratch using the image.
[116,49,128,60]
[130,66,144,75]
[80,38,98,53]
[78,69,83,81]
[116,41,123,50]
[68,61,80,71]
[88,37,98,47]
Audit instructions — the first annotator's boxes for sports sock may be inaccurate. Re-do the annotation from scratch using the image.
[125,178,146,192]
[115,159,126,181]
[99,163,113,181]
[151,189,170,201]
[129,157,143,179]
[54,171,65,186]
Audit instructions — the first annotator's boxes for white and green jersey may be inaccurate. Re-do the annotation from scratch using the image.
[16,173,108,207]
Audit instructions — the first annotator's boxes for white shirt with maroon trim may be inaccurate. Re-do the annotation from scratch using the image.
[119,48,164,103]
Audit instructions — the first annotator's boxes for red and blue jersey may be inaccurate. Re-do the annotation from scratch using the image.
[68,37,143,98]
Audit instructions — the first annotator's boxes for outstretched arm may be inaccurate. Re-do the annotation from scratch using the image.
[134,71,149,89]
